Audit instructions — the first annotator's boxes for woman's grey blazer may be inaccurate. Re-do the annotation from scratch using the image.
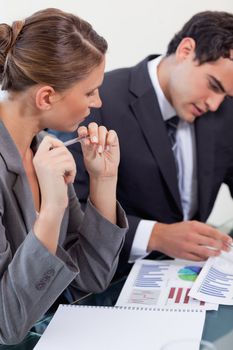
[0,122,127,345]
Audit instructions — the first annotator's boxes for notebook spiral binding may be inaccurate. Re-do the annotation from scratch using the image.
[63,304,204,312]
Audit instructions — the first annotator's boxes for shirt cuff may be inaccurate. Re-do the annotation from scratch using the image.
[128,220,156,263]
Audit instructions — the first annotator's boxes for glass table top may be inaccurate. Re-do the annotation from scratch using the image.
[2,276,233,350]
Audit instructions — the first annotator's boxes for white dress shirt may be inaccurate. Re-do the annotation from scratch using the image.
[129,56,198,262]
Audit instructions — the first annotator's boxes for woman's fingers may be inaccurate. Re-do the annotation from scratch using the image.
[39,135,64,151]
[87,122,99,144]
[97,126,108,153]
[77,123,118,152]
[106,129,118,148]
[35,136,76,182]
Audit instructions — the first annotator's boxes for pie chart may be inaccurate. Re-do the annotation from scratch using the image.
[178,266,202,281]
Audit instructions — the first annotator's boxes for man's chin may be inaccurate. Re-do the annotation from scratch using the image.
[186,115,196,123]
[176,112,196,124]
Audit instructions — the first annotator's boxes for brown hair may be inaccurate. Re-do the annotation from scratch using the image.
[0,8,108,91]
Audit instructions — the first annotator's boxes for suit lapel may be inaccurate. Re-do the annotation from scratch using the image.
[12,174,37,232]
[195,113,215,221]
[0,122,36,232]
[129,56,182,212]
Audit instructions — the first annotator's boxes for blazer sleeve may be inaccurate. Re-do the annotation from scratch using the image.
[59,185,128,294]
[0,221,78,344]
[70,109,143,276]
[0,185,127,345]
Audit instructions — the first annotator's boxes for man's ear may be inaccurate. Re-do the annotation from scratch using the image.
[35,85,57,111]
[175,37,196,61]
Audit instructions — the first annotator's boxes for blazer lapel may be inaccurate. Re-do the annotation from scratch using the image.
[129,56,182,212]
[0,122,36,232]
[12,175,37,232]
[195,113,215,221]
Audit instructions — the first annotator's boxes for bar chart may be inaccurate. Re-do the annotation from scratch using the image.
[166,287,205,306]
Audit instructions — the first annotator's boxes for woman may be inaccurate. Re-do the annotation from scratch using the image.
[0,8,127,345]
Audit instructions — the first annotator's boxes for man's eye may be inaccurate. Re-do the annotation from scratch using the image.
[209,81,221,93]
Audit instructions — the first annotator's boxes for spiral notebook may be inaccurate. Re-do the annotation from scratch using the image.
[34,305,205,350]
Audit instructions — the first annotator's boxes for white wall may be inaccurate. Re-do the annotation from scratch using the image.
[2,0,233,70]
[2,0,233,225]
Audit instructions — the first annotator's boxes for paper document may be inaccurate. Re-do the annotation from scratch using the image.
[116,259,218,310]
[34,304,206,350]
[189,248,233,305]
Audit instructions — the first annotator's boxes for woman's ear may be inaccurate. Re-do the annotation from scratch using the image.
[175,37,196,61]
[35,85,56,111]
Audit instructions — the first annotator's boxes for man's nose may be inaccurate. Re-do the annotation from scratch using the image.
[206,93,225,112]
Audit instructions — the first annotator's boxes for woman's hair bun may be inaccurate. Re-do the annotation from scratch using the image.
[0,20,24,83]
[0,23,13,67]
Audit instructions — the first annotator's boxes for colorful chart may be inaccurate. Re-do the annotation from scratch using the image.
[167,287,205,306]
[178,266,202,282]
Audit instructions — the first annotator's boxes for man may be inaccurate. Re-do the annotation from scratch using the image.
[70,11,233,275]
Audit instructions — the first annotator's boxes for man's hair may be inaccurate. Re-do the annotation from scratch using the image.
[166,11,233,64]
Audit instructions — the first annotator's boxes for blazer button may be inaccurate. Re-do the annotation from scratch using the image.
[35,268,55,290]
[35,281,46,290]
[46,268,55,277]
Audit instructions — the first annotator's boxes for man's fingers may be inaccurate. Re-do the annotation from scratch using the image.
[192,221,232,245]
[197,245,221,259]
[193,234,225,251]
[181,252,206,262]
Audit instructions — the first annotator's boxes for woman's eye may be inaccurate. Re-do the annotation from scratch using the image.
[87,90,96,97]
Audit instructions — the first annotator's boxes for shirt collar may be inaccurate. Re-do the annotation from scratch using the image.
[147,55,176,121]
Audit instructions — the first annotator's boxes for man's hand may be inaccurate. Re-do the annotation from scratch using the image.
[148,220,233,261]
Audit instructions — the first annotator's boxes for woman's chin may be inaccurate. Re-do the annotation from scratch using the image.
[69,121,83,131]
[61,117,87,132]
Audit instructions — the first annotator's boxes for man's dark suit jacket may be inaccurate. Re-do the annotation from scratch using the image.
[70,55,233,275]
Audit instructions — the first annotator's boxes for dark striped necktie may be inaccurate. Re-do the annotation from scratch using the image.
[166,116,179,150]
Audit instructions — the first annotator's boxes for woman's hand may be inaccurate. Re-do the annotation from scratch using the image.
[33,136,76,211]
[77,122,119,224]
[78,122,119,180]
